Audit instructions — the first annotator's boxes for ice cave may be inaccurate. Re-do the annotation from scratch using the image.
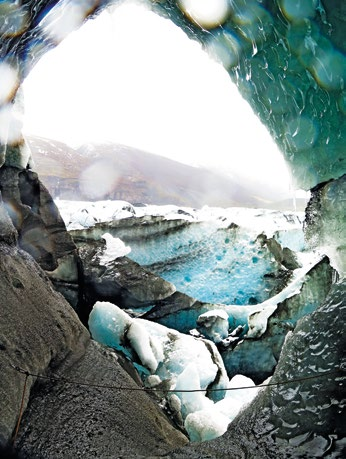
[0,1,345,458]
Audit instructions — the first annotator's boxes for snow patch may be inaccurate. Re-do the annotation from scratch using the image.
[99,233,131,263]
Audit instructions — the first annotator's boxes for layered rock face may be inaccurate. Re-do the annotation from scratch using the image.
[78,236,176,311]
[0,166,82,313]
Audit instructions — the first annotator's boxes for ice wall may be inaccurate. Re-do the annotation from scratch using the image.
[152,0,345,191]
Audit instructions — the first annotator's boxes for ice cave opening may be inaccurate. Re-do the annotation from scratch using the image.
[22,0,299,206]
[0,0,344,455]
[19,0,314,312]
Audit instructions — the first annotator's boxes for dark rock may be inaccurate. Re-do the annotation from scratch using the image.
[142,291,210,334]
[0,242,187,456]
[16,341,188,458]
[282,246,302,270]
[0,193,17,246]
[265,237,284,264]
[260,234,302,271]
[0,243,88,446]
[0,166,83,312]
[77,238,176,313]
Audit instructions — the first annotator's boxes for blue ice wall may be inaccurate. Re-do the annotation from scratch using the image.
[127,222,284,305]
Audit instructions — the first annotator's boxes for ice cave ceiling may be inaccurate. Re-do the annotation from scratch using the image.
[0,0,345,192]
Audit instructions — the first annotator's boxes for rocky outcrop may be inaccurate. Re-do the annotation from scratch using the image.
[78,237,176,312]
[0,242,88,447]
[0,166,82,313]
[15,340,188,458]
[259,234,302,271]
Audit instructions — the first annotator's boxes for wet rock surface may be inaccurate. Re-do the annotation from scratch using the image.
[0,242,88,446]
[163,280,346,458]
[15,340,188,459]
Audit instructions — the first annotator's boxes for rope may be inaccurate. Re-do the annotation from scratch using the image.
[9,362,344,394]
[7,362,344,442]
[11,370,29,446]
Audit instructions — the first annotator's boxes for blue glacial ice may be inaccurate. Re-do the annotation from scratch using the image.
[57,200,306,306]
[60,200,328,440]
[89,301,260,442]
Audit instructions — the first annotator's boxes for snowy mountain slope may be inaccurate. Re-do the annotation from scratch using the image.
[27,135,307,210]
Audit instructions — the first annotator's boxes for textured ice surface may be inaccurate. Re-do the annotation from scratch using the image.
[197,309,229,343]
[89,301,259,441]
[57,200,305,305]
[152,0,346,191]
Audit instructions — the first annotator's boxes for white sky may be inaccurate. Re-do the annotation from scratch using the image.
[22,0,294,198]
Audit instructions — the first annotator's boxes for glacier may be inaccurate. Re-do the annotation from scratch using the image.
[0,0,345,457]
[59,200,306,305]
[89,300,260,442]
[64,199,334,432]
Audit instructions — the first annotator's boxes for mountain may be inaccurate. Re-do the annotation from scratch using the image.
[27,135,306,210]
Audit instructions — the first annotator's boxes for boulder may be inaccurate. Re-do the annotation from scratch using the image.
[77,237,176,313]
[0,242,88,446]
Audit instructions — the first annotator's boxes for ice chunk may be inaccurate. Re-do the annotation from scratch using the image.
[185,408,230,442]
[100,233,131,263]
[127,321,163,373]
[88,301,132,349]
[214,374,259,423]
[88,301,233,441]
[197,309,229,342]
[225,374,259,404]
[173,364,214,417]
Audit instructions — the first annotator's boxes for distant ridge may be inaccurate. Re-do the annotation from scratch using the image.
[27,135,306,210]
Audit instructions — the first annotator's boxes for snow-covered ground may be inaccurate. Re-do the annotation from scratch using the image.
[56,198,305,238]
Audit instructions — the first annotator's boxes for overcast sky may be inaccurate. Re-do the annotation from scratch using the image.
[22,0,293,199]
